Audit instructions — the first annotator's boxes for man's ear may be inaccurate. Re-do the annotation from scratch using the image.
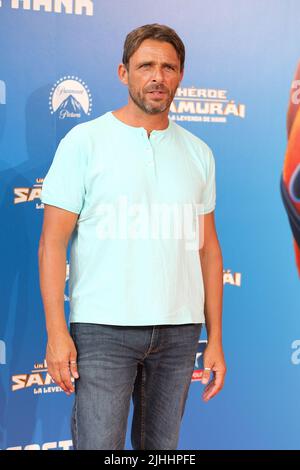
[118,63,129,85]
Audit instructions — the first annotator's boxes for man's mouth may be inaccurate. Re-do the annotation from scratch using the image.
[148,90,166,98]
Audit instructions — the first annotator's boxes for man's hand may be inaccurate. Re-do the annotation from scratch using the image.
[201,342,226,402]
[46,330,79,396]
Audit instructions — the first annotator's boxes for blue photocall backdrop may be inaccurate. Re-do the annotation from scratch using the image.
[0,0,299,450]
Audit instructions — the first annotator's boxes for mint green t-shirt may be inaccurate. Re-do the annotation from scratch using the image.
[41,111,216,326]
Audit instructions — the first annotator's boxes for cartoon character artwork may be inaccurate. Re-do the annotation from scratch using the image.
[281,61,300,277]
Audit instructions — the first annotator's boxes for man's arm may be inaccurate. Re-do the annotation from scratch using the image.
[38,204,80,396]
[198,210,226,401]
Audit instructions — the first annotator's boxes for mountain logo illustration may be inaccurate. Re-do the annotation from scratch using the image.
[49,76,92,119]
[57,95,83,113]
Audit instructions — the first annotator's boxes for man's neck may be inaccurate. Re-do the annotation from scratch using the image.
[112,103,169,137]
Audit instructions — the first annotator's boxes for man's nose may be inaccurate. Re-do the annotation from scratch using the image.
[151,66,164,82]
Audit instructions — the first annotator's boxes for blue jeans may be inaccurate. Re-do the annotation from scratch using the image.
[69,322,202,450]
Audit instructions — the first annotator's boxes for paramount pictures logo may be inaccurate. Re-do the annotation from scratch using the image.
[49,76,92,119]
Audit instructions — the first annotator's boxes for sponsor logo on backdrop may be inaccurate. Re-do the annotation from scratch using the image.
[11,358,74,395]
[0,340,6,365]
[14,177,43,208]
[192,340,207,381]
[49,76,92,119]
[223,269,241,286]
[170,86,246,124]
[0,80,6,105]
[291,340,300,364]
[1,0,94,16]
[4,440,73,450]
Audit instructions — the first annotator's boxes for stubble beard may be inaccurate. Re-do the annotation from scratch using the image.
[128,83,177,115]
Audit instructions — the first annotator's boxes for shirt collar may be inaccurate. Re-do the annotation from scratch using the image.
[108,111,172,139]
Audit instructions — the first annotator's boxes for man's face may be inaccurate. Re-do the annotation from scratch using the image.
[121,39,184,115]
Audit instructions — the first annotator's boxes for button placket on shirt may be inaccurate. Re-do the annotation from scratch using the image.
[141,130,156,172]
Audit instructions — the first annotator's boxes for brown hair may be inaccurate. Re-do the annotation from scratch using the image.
[122,23,185,72]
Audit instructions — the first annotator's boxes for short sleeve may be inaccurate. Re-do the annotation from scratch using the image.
[200,146,216,215]
[41,128,87,214]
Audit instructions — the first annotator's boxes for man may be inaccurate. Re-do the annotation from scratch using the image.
[38,23,226,450]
